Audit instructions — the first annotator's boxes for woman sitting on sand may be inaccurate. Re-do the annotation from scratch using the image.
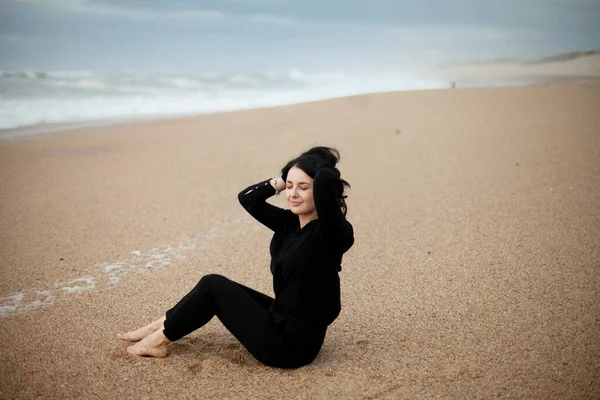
[118,146,354,368]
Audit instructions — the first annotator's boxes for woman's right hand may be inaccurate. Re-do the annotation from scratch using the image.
[271,176,286,193]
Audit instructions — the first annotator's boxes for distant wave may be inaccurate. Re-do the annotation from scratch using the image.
[0,69,97,80]
[0,70,52,80]
[0,68,316,89]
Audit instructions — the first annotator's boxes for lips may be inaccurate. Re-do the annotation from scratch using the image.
[289,202,302,207]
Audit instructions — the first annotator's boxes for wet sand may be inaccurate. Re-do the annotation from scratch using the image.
[1,81,599,398]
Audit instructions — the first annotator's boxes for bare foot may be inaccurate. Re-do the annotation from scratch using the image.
[127,329,170,358]
[117,317,166,342]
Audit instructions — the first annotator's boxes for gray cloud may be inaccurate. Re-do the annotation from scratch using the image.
[0,0,598,72]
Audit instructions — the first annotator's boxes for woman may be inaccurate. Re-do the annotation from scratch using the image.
[117,146,354,368]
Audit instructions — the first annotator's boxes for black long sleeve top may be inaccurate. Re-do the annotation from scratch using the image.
[238,166,354,327]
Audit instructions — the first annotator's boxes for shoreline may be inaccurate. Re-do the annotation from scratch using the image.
[3,50,598,142]
[3,86,449,141]
[1,77,594,142]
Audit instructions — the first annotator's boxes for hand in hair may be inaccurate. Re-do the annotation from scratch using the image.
[316,164,341,179]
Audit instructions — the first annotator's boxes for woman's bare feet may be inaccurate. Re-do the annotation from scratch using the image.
[127,329,171,358]
[117,317,166,342]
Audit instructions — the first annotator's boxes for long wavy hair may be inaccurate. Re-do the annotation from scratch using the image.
[281,146,351,216]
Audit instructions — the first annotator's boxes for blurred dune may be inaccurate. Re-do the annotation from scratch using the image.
[422,50,600,86]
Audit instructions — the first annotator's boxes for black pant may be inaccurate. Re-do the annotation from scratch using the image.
[163,274,327,369]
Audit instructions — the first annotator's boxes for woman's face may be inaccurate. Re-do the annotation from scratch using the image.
[285,166,316,218]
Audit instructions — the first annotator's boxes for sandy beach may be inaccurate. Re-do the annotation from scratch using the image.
[1,81,599,398]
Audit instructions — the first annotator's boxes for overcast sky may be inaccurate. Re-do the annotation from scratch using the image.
[1,0,598,73]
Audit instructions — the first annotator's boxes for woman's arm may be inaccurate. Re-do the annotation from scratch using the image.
[313,166,354,251]
[238,178,288,232]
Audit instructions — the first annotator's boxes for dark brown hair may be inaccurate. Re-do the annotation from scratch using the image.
[281,146,350,216]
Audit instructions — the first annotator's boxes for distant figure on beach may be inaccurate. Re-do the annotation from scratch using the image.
[118,146,354,368]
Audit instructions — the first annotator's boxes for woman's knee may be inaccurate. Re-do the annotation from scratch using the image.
[198,273,228,290]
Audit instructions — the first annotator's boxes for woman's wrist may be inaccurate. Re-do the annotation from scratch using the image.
[270,177,286,193]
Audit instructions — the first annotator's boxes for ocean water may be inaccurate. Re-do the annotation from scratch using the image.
[0,68,451,138]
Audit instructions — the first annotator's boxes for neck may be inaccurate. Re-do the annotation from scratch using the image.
[299,212,317,229]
